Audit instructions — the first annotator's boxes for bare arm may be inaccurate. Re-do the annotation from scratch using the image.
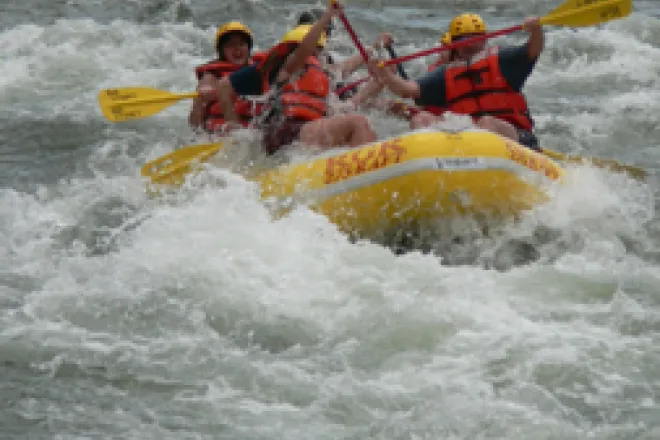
[524,16,544,60]
[216,77,238,123]
[339,52,369,79]
[350,79,384,108]
[339,33,392,79]
[188,98,205,127]
[369,60,420,99]
[188,73,216,127]
[278,5,335,80]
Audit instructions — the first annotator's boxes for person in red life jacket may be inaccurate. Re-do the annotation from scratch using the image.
[368,13,543,151]
[214,3,376,154]
[188,21,266,133]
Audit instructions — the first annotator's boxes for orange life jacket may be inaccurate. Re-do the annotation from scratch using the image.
[193,52,268,132]
[276,56,329,122]
[427,47,533,131]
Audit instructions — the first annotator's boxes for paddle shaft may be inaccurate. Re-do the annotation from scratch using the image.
[336,9,370,62]
[541,149,646,179]
[384,24,523,66]
[336,25,523,94]
[382,0,631,66]
[334,78,368,96]
[113,92,197,106]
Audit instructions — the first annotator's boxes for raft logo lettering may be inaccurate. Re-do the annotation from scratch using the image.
[504,141,559,180]
[435,158,480,170]
[324,139,406,184]
[105,89,138,101]
[111,105,141,118]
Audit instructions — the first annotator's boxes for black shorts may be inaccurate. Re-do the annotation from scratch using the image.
[516,128,540,151]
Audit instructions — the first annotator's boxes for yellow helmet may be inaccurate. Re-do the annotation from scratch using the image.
[449,13,487,38]
[279,24,327,48]
[439,32,452,45]
[216,21,253,50]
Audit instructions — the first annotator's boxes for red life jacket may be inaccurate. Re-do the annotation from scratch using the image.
[193,52,268,132]
[276,56,329,122]
[425,47,533,131]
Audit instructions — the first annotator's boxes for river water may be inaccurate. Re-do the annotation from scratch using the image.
[1,0,659,438]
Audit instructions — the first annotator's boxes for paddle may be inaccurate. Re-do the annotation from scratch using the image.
[98,87,197,123]
[140,142,225,185]
[541,149,647,180]
[382,0,632,67]
[336,24,535,93]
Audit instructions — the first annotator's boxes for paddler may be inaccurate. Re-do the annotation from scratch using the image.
[368,13,543,151]
[214,2,377,154]
[189,21,267,133]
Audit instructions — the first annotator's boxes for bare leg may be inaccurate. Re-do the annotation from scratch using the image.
[350,79,385,109]
[216,77,239,123]
[298,114,377,148]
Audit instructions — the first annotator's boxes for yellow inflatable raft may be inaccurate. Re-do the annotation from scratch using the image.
[256,129,563,236]
[143,129,564,236]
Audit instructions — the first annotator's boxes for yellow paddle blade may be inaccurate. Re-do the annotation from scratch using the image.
[98,87,198,123]
[540,0,632,27]
[140,142,225,185]
[541,149,647,180]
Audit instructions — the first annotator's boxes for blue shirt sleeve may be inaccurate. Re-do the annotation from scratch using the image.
[413,66,447,108]
[228,64,263,96]
[497,44,538,92]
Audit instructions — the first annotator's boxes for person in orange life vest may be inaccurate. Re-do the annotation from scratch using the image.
[214,3,376,154]
[189,21,266,133]
[368,13,543,151]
